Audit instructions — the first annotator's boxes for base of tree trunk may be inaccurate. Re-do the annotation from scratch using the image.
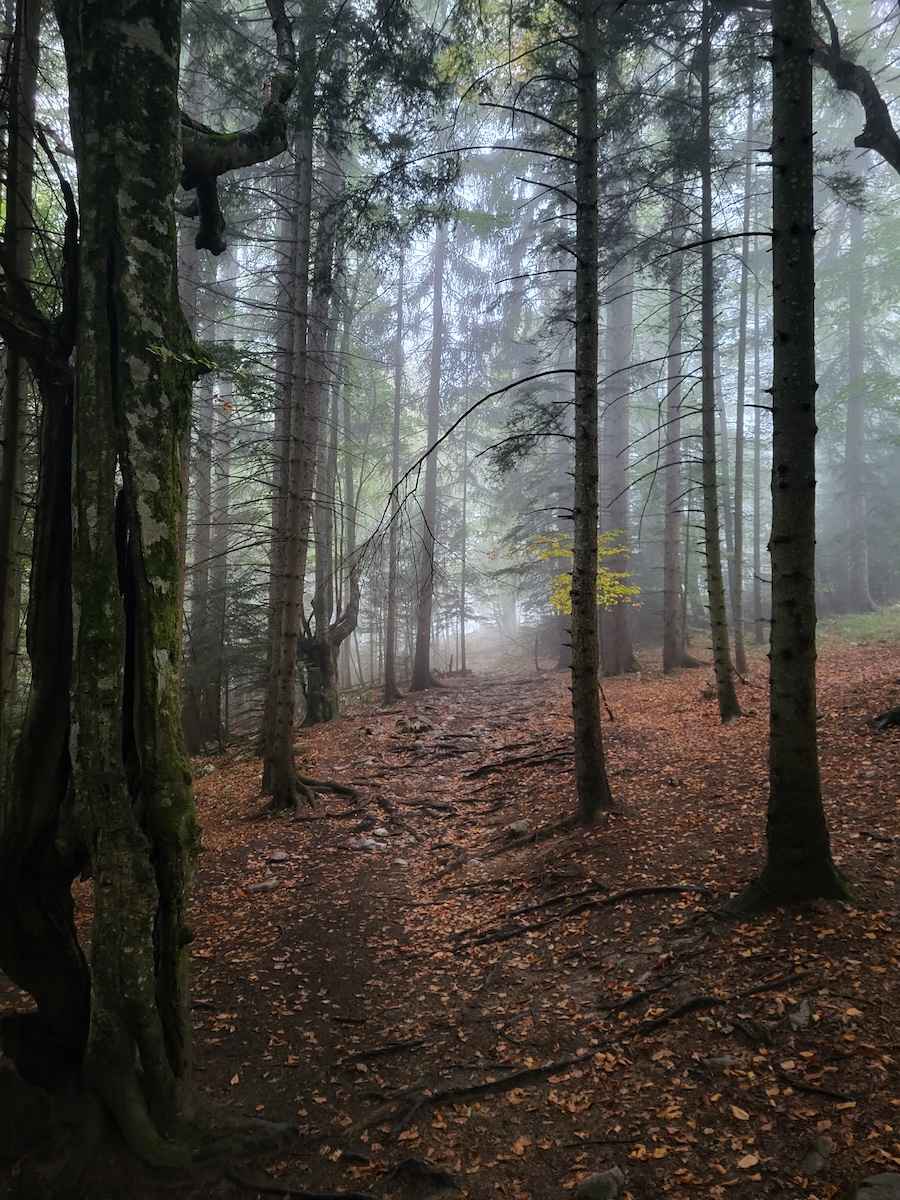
[873,704,900,730]
[727,865,854,914]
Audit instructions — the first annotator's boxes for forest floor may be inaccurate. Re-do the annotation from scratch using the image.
[6,634,900,1200]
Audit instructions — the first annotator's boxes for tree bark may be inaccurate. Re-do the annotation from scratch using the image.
[698,2,741,722]
[734,0,849,909]
[842,158,874,613]
[599,234,639,676]
[0,0,40,781]
[383,255,404,703]
[571,0,615,822]
[662,180,690,672]
[731,82,755,674]
[410,225,447,692]
[56,0,201,1149]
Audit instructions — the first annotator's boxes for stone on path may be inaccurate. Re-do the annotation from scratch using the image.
[852,1176,900,1200]
[572,1165,625,1200]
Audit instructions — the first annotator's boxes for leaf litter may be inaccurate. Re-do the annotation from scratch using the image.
[17,642,900,1198]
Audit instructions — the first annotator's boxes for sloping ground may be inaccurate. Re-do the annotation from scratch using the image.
[9,640,900,1199]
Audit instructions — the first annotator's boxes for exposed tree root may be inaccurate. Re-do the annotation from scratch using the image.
[246,775,361,822]
[452,884,711,951]
[354,1050,594,1132]
[633,969,814,1035]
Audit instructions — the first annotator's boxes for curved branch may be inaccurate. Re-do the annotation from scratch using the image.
[811,26,900,175]
[179,0,296,253]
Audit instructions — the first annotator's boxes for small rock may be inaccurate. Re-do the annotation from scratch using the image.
[573,1166,625,1200]
[248,876,278,893]
[399,715,434,733]
[701,1055,736,1073]
[508,819,531,836]
[200,763,214,776]
[373,827,390,838]
[789,997,812,1030]
[351,837,378,851]
[852,1175,900,1200]
[267,850,289,863]
[800,1134,834,1176]
[465,859,482,867]
[393,858,410,867]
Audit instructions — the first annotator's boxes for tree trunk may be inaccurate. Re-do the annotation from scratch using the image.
[183,256,218,752]
[599,236,639,675]
[263,71,317,809]
[384,256,404,703]
[843,157,874,613]
[571,0,614,823]
[662,181,690,672]
[698,2,741,722]
[0,0,40,781]
[410,225,447,692]
[58,0,200,1150]
[752,282,766,643]
[734,0,849,909]
[731,83,755,674]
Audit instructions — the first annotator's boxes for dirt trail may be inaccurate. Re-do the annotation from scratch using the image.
[6,646,900,1200]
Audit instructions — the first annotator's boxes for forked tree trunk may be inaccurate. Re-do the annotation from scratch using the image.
[571,0,614,823]
[734,0,849,909]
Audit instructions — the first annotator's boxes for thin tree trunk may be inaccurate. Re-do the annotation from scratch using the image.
[732,83,755,674]
[383,256,404,703]
[843,157,874,612]
[410,226,447,692]
[699,2,741,722]
[263,68,317,808]
[571,0,614,822]
[752,283,765,643]
[599,237,639,675]
[663,181,690,672]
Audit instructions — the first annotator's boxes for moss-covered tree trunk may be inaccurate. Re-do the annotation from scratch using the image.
[734,0,849,910]
[56,0,199,1152]
[571,0,614,824]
